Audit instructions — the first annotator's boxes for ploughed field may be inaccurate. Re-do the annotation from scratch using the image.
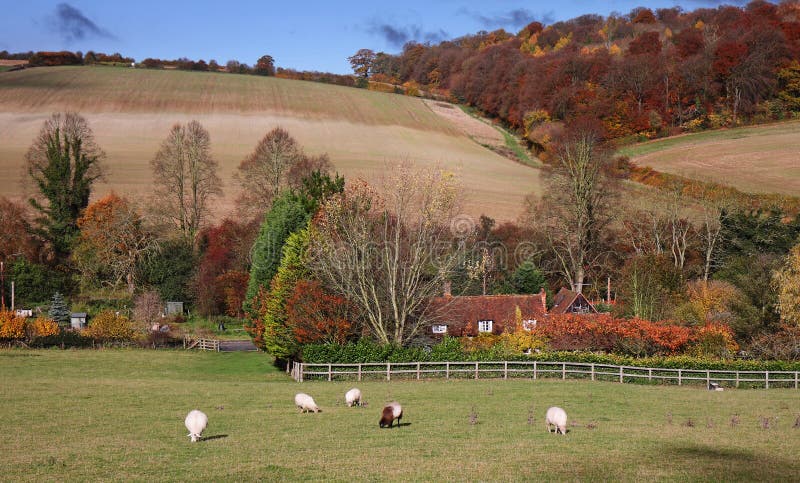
[619,120,800,197]
[0,66,541,220]
[1,350,798,481]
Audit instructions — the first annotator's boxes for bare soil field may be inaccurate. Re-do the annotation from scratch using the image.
[621,121,800,197]
[0,67,541,220]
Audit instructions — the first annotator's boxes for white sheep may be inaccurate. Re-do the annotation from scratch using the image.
[379,402,403,428]
[345,388,362,407]
[295,393,321,413]
[184,409,208,442]
[545,406,567,435]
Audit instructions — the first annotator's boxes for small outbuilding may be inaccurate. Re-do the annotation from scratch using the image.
[165,302,184,316]
[70,312,88,329]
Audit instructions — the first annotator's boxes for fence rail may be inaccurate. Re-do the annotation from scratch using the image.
[288,360,799,390]
[183,337,219,352]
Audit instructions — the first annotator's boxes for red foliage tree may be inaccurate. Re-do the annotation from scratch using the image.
[193,218,258,315]
[628,32,662,56]
[286,280,356,344]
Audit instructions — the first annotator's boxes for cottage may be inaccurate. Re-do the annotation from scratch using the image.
[70,312,88,329]
[427,287,548,337]
[549,287,598,315]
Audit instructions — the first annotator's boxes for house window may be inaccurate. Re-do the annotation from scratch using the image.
[522,319,537,331]
[432,324,448,334]
[478,320,493,333]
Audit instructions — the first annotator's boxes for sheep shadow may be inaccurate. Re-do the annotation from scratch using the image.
[380,422,412,429]
[201,434,229,441]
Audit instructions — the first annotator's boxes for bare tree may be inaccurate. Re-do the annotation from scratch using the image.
[234,127,303,218]
[309,163,463,346]
[540,127,616,293]
[133,290,164,331]
[150,120,222,247]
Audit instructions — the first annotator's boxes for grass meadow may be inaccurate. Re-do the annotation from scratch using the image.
[618,120,800,197]
[0,66,541,220]
[1,349,799,481]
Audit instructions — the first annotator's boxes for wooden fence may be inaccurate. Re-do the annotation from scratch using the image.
[183,337,219,352]
[288,360,800,390]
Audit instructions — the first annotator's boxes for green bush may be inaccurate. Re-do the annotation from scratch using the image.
[300,337,800,371]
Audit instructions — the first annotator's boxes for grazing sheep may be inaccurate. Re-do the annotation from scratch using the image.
[345,388,362,407]
[185,409,208,442]
[545,407,567,435]
[379,402,403,428]
[295,393,321,413]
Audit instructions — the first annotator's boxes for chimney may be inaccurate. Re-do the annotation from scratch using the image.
[539,287,547,313]
[443,280,452,297]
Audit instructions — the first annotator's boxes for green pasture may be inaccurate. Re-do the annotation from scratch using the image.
[1,350,798,481]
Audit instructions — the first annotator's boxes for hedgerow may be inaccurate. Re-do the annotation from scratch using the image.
[301,336,800,371]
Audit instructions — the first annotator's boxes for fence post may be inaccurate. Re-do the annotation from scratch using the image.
[299,363,304,382]
[328,364,332,382]
[562,363,566,380]
[475,362,479,380]
[533,361,537,380]
[795,372,798,390]
[765,371,769,390]
[504,361,508,380]
[648,368,652,382]
[417,362,421,380]
[446,362,449,380]
[736,371,739,388]
[619,366,623,384]
[387,363,391,382]
[591,364,595,381]
[706,370,710,387]
[358,364,362,382]
[678,369,682,386]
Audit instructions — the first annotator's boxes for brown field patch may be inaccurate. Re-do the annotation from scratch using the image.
[628,121,800,197]
[0,67,541,220]
[0,60,28,67]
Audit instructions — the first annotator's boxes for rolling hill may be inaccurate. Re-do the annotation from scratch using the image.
[619,121,800,198]
[0,66,542,220]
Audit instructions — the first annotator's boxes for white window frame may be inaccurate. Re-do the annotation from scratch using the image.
[432,324,448,334]
[522,319,537,331]
[478,320,493,333]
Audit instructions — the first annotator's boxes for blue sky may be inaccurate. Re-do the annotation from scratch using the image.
[0,0,748,74]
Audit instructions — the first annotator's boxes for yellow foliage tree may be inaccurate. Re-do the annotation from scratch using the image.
[682,280,742,325]
[27,317,59,341]
[83,310,136,344]
[775,243,800,326]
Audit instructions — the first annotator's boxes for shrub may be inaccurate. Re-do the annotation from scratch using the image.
[83,310,135,345]
[26,317,59,343]
[691,323,739,359]
[0,311,26,341]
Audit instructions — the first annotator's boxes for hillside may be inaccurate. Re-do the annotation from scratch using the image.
[0,66,541,220]
[619,121,800,197]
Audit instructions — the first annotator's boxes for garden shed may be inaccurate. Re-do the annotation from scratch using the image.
[70,312,87,329]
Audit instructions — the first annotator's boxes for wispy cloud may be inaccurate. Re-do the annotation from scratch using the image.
[51,3,115,42]
[367,21,449,48]
[457,8,554,29]
[687,0,749,5]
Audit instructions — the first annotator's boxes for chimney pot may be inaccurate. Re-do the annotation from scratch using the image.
[444,281,452,297]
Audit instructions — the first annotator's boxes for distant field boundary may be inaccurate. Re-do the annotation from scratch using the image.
[290,360,800,389]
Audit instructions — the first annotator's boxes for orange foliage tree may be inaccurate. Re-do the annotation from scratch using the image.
[0,311,27,341]
[286,280,355,344]
[73,193,157,293]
